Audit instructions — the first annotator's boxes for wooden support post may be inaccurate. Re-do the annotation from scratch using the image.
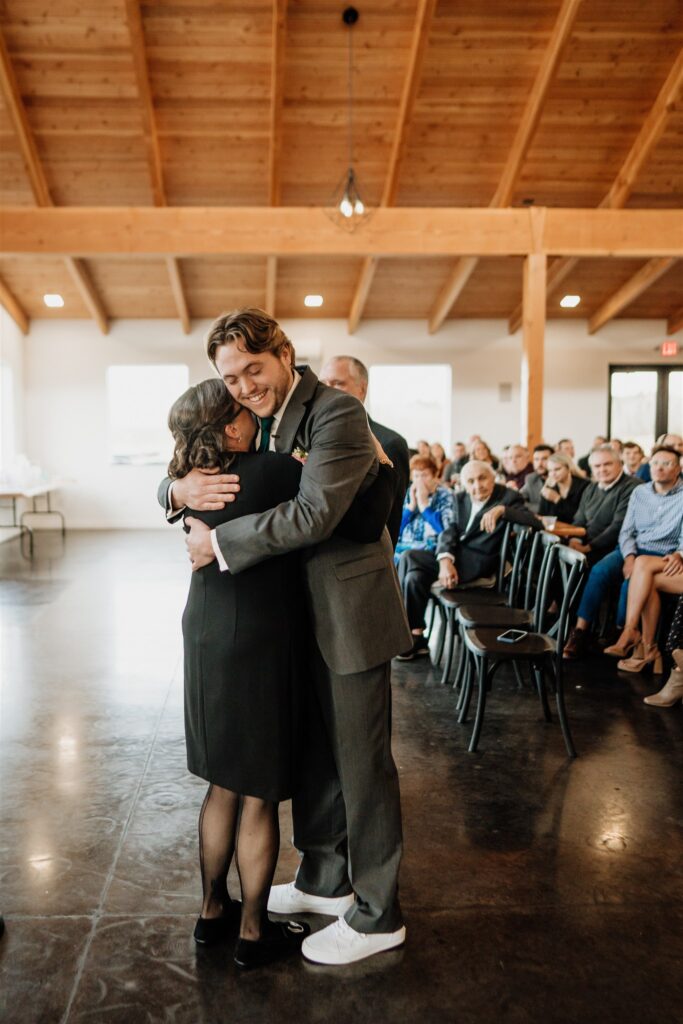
[668,305,683,336]
[520,252,546,450]
[265,256,277,316]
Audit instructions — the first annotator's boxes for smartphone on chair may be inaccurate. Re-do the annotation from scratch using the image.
[496,629,528,643]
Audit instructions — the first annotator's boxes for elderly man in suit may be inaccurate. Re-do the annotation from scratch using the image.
[396,460,539,635]
[160,309,411,966]
[319,355,410,549]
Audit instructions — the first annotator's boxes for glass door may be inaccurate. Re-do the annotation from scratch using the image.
[609,370,658,452]
[667,371,683,436]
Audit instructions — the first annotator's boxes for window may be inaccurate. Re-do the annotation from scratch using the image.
[0,363,15,478]
[107,364,189,465]
[368,365,452,450]
[608,364,683,452]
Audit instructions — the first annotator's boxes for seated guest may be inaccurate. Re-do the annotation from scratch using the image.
[566,445,641,567]
[537,452,590,523]
[603,551,683,676]
[396,460,538,660]
[394,456,455,659]
[565,446,683,659]
[442,441,468,487]
[430,442,448,480]
[609,438,624,455]
[521,443,554,512]
[578,435,607,477]
[556,438,576,460]
[501,444,533,490]
[622,441,646,477]
[469,438,500,471]
[434,460,540,590]
[416,439,431,458]
[637,433,683,482]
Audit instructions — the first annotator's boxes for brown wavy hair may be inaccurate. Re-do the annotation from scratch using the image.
[167,379,243,479]
[206,307,295,368]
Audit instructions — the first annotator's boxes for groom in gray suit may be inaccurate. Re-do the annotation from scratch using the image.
[162,308,411,965]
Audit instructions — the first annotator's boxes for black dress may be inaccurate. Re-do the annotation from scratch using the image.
[538,475,589,522]
[182,452,304,801]
[181,453,396,802]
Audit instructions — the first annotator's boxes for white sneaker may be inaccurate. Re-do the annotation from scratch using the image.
[301,917,406,965]
[267,882,355,917]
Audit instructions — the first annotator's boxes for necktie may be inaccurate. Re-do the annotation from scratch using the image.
[258,416,275,453]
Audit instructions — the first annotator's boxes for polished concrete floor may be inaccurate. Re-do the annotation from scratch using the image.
[1,530,682,1024]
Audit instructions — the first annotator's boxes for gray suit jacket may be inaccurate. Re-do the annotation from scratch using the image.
[160,366,411,675]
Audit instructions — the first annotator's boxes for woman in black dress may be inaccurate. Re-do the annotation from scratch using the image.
[537,452,589,523]
[168,379,394,967]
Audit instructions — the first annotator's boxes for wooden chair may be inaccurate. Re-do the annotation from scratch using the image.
[458,543,588,757]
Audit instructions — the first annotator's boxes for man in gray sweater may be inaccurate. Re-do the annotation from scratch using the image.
[566,445,641,566]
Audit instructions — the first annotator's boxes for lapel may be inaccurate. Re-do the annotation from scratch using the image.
[461,485,502,540]
[272,364,318,454]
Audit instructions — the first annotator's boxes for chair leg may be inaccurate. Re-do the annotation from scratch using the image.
[468,656,488,753]
[457,654,475,723]
[425,598,436,639]
[433,606,447,665]
[453,626,468,694]
[440,608,457,685]
[553,658,577,758]
[512,661,526,690]
[532,661,552,723]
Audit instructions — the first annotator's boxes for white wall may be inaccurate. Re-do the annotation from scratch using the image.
[0,307,25,473]
[21,315,682,529]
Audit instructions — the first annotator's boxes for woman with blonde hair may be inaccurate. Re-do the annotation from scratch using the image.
[537,452,589,523]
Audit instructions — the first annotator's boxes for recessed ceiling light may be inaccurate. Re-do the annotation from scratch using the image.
[304,294,323,308]
[560,294,581,308]
[43,293,64,308]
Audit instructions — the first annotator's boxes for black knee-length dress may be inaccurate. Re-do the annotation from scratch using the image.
[182,452,304,802]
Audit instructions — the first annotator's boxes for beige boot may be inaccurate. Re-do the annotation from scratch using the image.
[643,666,683,707]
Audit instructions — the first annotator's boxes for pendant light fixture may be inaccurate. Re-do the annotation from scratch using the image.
[327,6,370,231]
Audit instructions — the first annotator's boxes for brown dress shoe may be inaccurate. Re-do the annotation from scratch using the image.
[563,627,589,660]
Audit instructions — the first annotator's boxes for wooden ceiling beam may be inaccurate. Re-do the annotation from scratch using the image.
[265,0,288,317]
[0,274,29,335]
[348,0,437,333]
[508,46,683,334]
[668,306,683,336]
[64,258,109,335]
[0,27,109,334]
[124,0,190,333]
[588,258,678,335]
[3,207,682,259]
[429,0,582,334]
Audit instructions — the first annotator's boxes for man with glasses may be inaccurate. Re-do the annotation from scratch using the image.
[565,446,683,659]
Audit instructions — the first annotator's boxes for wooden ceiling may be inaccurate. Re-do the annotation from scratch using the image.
[0,0,682,334]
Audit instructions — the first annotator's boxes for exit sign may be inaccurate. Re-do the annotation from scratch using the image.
[661,340,679,357]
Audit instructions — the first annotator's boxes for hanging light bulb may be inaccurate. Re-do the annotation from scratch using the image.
[326,7,371,232]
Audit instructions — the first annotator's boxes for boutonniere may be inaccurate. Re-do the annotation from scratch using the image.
[292,447,309,464]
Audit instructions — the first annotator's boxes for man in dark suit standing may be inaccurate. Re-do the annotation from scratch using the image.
[163,310,411,966]
[319,356,410,548]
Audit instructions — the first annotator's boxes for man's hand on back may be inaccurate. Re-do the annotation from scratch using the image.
[171,467,240,511]
[185,517,216,571]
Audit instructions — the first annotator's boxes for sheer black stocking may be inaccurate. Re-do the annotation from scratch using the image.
[198,784,240,919]
[235,796,280,940]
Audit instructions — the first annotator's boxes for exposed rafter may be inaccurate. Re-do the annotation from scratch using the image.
[428,0,582,334]
[0,273,29,335]
[668,305,683,336]
[588,258,678,335]
[3,207,682,259]
[347,0,437,334]
[264,0,288,317]
[124,0,190,333]
[508,46,683,334]
[0,26,109,334]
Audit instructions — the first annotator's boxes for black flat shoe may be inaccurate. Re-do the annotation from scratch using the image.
[234,919,311,970]
[193,900,241,946]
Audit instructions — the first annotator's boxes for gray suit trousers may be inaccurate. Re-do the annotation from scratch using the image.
[292,641,404,934]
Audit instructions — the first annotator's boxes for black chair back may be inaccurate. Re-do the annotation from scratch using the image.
[536,543,588,646]
[523,530,560,616]
[505,525,534,608]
